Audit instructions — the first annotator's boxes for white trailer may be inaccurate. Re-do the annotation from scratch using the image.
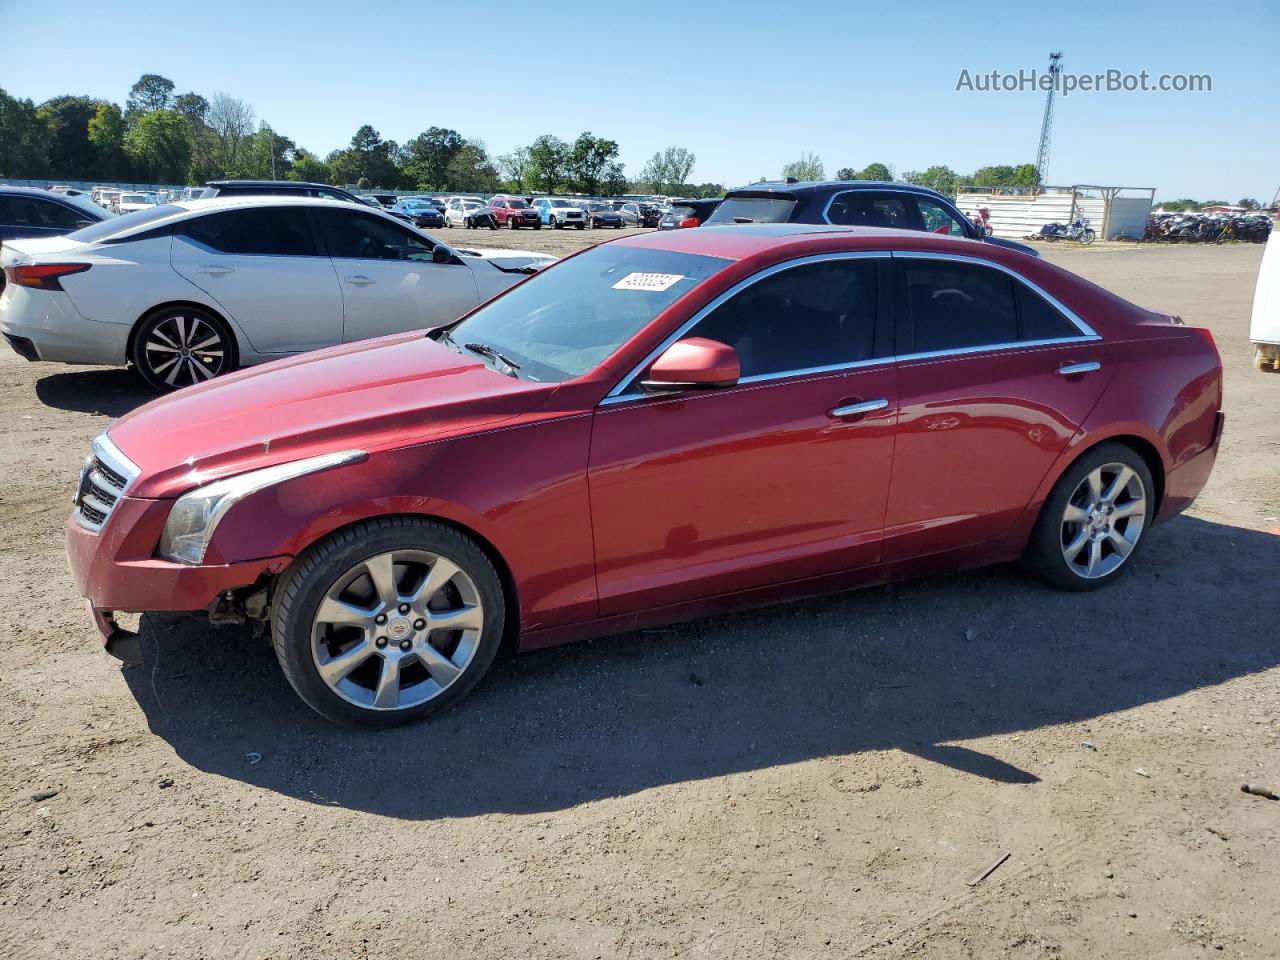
[1250,226,1280,372]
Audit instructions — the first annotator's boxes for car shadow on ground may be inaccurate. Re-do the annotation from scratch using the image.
[124,515,1279,820]
[35,368,156,417]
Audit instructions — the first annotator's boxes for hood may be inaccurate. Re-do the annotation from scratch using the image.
[452,247,557,272]
[110,332,554,499]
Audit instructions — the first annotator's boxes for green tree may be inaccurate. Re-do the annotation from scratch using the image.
[445,141,501,193]
[835,167,856,180]
[403,127,465,190]
[854,162,892,181]
[0,87,50,177]
[970,164,1017,187]
[781,152,824,181]
[329,125,400,187]
[38,96,107,179]
[290,148,330,183]
[206,92,255,177]
[1009,163,1040,188]
[87,102,126,179]
[1238,197,1260,210]
[902,165,961,196]
[126,74,175,116]
[526,134,571,193]
[496,146,530,192]
[246,123,295,179]
[567,132,620,195]
[1155,198,1201,212]
[123,110,191,182]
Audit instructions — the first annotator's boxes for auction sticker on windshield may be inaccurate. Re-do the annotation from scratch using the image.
[612,272,685,292]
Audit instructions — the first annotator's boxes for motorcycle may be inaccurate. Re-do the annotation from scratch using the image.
[1035,217,1096,245]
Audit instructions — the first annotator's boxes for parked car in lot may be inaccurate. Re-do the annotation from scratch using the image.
[580,201,624,229]
[1,186,110,244]
[531,197,586,229]
[0,196,554,388]
[485,197,541,230]
[116,191,159,214]
[391,197,446,229]
[659,198,722,229]
[444,197,485,228]
[62,222,1223,726]
[705,180,1040,257]
[204,179,365,204]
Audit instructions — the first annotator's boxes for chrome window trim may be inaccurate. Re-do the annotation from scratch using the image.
[894,250,1099,339]
[597,249,1102,408]
[601,251,892,405]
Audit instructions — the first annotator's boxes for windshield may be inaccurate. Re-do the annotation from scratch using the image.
[507,200,530,209]
[120,194,148,204]
[551,200,577,208]
[705,196,796,225]
[587,202,612,212]
[67,204,183,243]
[444,245,728,382]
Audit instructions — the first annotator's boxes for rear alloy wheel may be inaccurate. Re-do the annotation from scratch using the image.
[272,517,506,727]
[1024,443,1153,590]
[131,307,233,391]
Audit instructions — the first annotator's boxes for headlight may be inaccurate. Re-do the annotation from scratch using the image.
[158,450,366,564]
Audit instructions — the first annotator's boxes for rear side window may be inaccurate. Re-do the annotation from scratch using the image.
[1017,285,1081,341]
[690,258,880,378]
[900,259,1018,353]
[184,208,318,256]
[704,196,796,225]
[0,195,82,228]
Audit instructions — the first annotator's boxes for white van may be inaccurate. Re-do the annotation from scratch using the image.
[1251,223,1280,372]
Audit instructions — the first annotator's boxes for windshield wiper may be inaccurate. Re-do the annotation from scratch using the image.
[464,341,521,377]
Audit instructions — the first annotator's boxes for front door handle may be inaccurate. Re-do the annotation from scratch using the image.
[197,265,233,276]
[830,398,889,418]
[345,275,374,287]
[1056,361,1101,376]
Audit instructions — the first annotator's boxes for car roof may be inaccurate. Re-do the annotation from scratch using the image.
[82,194,394,241]
[205,180,338,189]
[616,221,992,260]
[726,179,946,200]
[0,185,84,199]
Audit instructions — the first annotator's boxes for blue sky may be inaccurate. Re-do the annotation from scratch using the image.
[4,0,1277,201]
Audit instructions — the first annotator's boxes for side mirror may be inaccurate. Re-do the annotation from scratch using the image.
[641,337,740,391]
[432,245,454,264]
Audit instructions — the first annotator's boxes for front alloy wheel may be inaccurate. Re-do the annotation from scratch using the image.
[131,307,233,391]
[272,517,505,726]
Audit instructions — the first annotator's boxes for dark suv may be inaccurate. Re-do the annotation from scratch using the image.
[203,180,363,203]
[704,180,1038,257]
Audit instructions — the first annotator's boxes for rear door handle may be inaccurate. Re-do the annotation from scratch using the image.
[1056,361,1101,376]
[830,398,889,418]
[345,275,374,287]
[197,265,233,276]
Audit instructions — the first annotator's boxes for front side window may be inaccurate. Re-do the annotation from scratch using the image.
[184,208,318,256]
[445,245,728,383]
[915,198,970,237]
[898,259,1018,353]
[684,258,880,379]
[315,209,434,261]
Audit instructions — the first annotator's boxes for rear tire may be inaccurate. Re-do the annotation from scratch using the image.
[1023,443,1154,591]
[131,305,235,392]
[271,517,507,728]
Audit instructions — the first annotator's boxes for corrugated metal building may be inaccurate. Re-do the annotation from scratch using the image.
[954,185,1154,241]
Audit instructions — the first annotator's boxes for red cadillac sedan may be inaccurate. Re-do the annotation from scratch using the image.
[67,224,1223,726]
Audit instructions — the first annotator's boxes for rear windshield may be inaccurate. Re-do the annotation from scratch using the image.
[444,245,729,383]
[705,196,796,225]
[67,204,183,243]
[670,206,695,218]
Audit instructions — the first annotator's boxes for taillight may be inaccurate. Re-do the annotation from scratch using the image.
[1190,326,1217,353]
[5,263,91,291]
[678,216,701,228]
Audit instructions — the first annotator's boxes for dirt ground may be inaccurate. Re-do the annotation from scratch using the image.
[1,234,1277,960]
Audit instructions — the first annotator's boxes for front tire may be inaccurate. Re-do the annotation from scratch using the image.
[1023,443,1153,591]
[131,305,235,391]
[271,517,507,728]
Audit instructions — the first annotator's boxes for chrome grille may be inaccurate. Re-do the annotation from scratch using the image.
[74,435,140,534]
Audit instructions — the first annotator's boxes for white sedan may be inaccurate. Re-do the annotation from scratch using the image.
[0,196,556,389]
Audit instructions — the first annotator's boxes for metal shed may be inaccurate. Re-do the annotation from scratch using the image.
[954,185,1155,241]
